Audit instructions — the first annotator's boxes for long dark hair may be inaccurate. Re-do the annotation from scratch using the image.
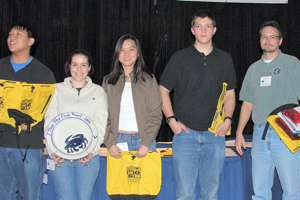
[105,34,152,85]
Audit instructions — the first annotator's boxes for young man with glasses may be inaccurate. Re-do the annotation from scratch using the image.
[160,9,236,199]
[235,21,300,199]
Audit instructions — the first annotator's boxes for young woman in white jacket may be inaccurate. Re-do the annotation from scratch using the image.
[44,49,108,200]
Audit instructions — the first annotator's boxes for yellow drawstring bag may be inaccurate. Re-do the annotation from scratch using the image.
[267,115,300,153]
[0,80,23,127]
[208,82,231,136]
[107,151,162,200]
[264,104,300,153]
[0,80,56,134]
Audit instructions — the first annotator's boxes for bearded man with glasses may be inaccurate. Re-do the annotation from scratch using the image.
[235,20,300,200]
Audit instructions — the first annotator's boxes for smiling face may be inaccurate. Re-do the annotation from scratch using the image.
[191,17,216,46]
[69,54,91,87]
[118,39,138,71]
[7,28,34,55]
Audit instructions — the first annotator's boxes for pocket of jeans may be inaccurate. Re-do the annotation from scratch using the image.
[173,131,181,137]
[253,125,258,132]
[175,128,189,136]
[175,120,188,136]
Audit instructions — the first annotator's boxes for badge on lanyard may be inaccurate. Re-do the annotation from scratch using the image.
[46,158,55,171]
[260,76,272,87]
[117,142,129,151]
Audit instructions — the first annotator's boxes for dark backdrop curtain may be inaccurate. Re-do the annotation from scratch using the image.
[0,0,299,142]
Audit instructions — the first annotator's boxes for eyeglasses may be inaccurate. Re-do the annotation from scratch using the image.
[260,35,280,41]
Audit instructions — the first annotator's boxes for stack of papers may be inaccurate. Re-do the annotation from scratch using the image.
[277,107,300,140]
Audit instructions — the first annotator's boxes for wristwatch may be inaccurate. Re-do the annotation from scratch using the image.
[224,116,232,122]
[166,116,176,124]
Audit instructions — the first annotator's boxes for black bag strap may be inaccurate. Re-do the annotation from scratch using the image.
[7,109,36,162]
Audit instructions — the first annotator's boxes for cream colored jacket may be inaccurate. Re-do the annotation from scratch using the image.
[44,77,108,159]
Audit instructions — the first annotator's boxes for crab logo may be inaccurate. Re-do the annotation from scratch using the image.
[21,99,32,110]
[64,134,88,153]
[274,68,281,75]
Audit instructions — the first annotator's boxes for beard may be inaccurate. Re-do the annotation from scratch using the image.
[261,43,279,53]
[262,48,277,53]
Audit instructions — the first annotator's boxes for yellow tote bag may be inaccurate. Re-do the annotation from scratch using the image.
[107,151,162,200]
[0,80,56,134]
[267,115,300,153]
[208,82,231,136]
[0,80,23,127]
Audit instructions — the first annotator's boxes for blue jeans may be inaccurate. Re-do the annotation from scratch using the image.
[172,126,225,200]
[117,132,156,151]
[251,124,300,200]
[48,155,100,200]
[0,147,43,200]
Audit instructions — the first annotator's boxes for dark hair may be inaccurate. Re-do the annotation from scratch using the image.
[191,9,216,27]
[10,22,38,55]
[105,34,152,85]
[259,20,283,39]
[64,49,94,76]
